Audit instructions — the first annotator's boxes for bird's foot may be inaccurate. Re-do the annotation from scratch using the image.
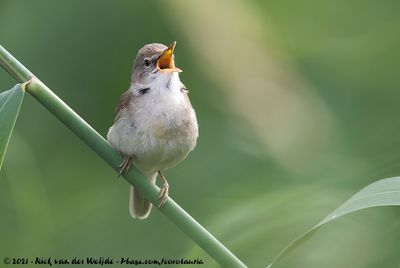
[157,171,169,207]
[118,156,132,176]
[158,183,169,207]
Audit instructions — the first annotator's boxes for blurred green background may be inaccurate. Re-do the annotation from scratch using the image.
[1,0,400,267]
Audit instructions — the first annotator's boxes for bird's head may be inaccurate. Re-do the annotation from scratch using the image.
[131,42,182,86]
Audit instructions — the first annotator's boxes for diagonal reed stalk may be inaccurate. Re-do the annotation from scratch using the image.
[0,45,247,268]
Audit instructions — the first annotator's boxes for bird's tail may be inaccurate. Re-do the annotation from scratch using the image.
[129,173,157,220]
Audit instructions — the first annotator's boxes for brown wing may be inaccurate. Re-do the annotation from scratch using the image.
[113,90,133,123]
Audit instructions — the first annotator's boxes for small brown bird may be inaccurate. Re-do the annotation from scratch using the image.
[107,42,198,219]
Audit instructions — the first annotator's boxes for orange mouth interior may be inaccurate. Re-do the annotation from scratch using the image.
[158,50,174,69]
[157,41,182,72]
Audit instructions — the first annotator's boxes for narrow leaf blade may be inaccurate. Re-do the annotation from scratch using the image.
[0,84,25,171]
[267,176,400,267]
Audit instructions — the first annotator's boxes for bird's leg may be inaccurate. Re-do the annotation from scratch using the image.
[157,170,169,207]
[118,156,132,175]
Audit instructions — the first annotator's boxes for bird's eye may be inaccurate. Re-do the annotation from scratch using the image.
[144,58,151,68]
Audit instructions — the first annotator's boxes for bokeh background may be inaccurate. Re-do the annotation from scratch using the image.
[1,0,400,267]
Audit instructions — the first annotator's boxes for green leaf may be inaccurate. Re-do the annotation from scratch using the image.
[267,176,400,267]
[0,83,25,171]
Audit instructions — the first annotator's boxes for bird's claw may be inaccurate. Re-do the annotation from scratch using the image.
[157,183,169,207]
[118,156,132,176]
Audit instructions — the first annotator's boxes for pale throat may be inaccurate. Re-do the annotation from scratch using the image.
[151,72,181,94]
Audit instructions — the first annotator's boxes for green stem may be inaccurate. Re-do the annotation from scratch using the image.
[0,46,30,82]
[0,45,247,268]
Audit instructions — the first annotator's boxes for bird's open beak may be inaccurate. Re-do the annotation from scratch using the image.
[157,41,182,73]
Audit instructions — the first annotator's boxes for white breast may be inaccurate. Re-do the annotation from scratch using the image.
[107,72,198,176]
